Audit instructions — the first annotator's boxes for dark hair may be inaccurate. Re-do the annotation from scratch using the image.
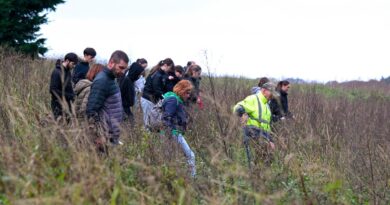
[187,61,195,67]
[277,80,290,90]
[136,58,148,65]
[185,64,202,77]
[64,52,79,64]
[174,65,184,74]
[86,63,104,81]
[258,77,270,87]
[148,58,175,77]
[83,47,96,57]
[109,50,129,64]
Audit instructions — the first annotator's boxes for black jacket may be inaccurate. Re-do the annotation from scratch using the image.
[165,72,181,92]
[184,76,201,103]
[118,62,144,108]
[269,90,291,122]
[142,69,168,103]
[49,64,74,118]
[72,61,89,84]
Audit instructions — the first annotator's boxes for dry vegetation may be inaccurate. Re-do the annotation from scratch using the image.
[0,49,389,204]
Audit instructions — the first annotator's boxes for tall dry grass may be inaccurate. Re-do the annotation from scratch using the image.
[0,48,389,204]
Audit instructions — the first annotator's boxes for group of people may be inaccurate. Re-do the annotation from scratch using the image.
[49,47,292,176]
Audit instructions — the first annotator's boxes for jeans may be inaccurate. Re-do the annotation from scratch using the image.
[175,134,196,177]
[140,97,154,128]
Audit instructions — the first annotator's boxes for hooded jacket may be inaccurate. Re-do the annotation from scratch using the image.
[162,92,188,133]
[118,62,144,108]
[74,79,92,118]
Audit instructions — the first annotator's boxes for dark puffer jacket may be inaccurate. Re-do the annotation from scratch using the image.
[72,61,90,84]
[50,64,74,118]
[162,92,188,134]
[86,67,123,140]
[142,69,168,103]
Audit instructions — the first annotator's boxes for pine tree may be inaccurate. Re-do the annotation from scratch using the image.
[0,0,64,57]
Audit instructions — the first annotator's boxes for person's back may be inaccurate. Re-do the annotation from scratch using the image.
[74,79,92,117]
[142,68,168,103]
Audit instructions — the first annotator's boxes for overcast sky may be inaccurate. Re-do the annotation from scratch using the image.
[40,0,390,82]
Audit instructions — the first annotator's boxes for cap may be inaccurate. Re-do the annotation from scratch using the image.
[261,82,279,97]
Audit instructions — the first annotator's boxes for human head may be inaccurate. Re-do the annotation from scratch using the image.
[174,65,184,78]
[83,47,96,63]
[86,63,104,81]
[136,58,148,68]
[107,50,129,77]
[63,52,78,69]
[277,80,291,92]
[261,82,278,100]
[186,64,202,78]
[187,61,196,67]
[173,80,193,101]
[258,77,270,88]
[159,58,174,73]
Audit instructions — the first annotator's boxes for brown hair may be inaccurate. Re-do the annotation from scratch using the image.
[109,50,129,64]
[148,58,174,77]
[86,63,104,81]
[185,64,202,77]
[173,80,193,99]
[258,77,270,87]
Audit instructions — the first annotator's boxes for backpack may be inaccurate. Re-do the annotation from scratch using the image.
[147,99,165,131]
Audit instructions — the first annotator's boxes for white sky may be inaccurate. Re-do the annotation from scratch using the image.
[40,0,390,82]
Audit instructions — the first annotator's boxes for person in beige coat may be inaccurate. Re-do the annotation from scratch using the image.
[74,64,104,118]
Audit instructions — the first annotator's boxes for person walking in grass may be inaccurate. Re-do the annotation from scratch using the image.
[269,80,293,122]
[72,47,96,84]
[183,64,203,109]
[86,50,129,146]
[234,82,278,167]
[141,58,174,128]
[74,63,104,118]
[50,52,78,121]
[161,80,196,177]
[118,60,145,122]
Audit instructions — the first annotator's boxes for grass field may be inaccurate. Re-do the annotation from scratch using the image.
[0,50,389,204]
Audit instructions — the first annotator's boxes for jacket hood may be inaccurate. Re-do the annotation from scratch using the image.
[74,79,92,94]
[251,86,261,94]
[163,91,183,104]
[127,62,144,82]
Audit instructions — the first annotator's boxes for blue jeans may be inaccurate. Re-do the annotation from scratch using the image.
[175,134,196,177]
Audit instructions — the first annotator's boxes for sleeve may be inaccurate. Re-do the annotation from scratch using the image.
[162,97,178,131]
[233,95,256,116]
[86,78,107,122]
[152,74,165,101]
[269,98,282,122]
[49,70,62,99]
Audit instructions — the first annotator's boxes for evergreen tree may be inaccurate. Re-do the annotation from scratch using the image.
[0,0,64,57]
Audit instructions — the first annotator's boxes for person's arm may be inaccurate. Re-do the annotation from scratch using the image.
[49,70,62,99]
[86,78,107,122]
[152,74,165,101]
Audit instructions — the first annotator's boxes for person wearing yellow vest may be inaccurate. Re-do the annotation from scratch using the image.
[234,82,278,167]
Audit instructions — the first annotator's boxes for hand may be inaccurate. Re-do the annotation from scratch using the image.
[240,113,249,125]
[168,76,174,80]
[269,142,275,150]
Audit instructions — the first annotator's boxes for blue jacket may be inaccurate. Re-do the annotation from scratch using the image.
[86,67,123,139]
[72,61,89,84]
[162,92,188,134]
